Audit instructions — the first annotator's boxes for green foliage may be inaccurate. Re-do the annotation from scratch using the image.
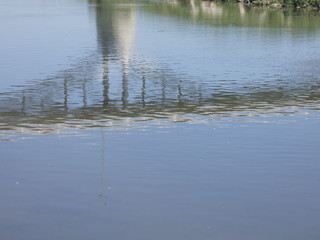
[283,0,320,8]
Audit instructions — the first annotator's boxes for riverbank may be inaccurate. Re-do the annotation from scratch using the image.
[239,0,320,9]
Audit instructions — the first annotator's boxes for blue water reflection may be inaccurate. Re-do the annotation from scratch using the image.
[0,0,320,239]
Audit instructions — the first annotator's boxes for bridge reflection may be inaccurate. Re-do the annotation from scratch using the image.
[0,0,320,136]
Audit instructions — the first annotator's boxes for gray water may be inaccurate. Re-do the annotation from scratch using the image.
[1,0,320,239]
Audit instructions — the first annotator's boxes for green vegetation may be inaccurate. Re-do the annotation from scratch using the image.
[202,0,320,9]
[246,0,320,9]
[144,0,320,30]
[283,0,320,8]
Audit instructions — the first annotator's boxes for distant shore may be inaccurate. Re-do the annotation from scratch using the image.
[238,0,320,9]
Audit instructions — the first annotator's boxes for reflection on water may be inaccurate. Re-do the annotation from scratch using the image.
[1,1,320,240]
[148,0,320,29]
[0,0,320,137]
[99,128,108,206]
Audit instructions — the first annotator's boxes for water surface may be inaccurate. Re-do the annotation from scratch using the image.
[1,0,320,239]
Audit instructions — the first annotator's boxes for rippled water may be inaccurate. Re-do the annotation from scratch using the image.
[1,0,320,239]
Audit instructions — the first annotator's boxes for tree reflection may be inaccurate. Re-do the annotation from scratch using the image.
[148,0,320,29]
[0,0,319,135]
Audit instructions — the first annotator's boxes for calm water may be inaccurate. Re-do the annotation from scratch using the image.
[1,0,320,239]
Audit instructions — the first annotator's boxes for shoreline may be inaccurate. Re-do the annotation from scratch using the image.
[237,0,320,9]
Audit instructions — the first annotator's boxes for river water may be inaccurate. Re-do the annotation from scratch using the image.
[1,0,320,239]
